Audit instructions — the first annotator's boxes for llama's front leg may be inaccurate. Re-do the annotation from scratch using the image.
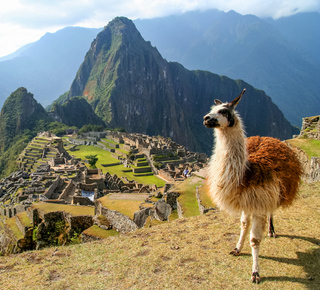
[250,214,267,284]
[268,214,277,238]
[230,211,250,256]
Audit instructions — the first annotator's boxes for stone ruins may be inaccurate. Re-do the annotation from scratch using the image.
[0,130,208,254]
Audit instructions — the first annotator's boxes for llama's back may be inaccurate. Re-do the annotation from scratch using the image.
[244,136,303,207]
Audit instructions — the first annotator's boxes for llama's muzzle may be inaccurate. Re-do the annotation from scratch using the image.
[203,115,219,128]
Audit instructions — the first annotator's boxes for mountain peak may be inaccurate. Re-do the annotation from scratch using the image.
[0,87,50,151]
[62,16,296,154]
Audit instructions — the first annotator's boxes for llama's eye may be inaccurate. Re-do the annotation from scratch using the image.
[219,109,228,115]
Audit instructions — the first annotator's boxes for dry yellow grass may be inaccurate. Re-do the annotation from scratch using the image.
[99,195,146,219]
[31,203,95,216]
[0,181,319,289]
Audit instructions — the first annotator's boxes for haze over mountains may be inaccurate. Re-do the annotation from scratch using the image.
[135,10,320,126]
[0,17,297,177]
[0,10,318,127]
[51,17,296,154]
[0,27,100,109]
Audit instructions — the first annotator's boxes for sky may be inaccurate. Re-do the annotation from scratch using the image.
[0,0,319,58]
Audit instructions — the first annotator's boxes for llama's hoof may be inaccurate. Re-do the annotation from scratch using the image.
[251,272,261,284]
[268,231,277,238]
[229,248,240,256]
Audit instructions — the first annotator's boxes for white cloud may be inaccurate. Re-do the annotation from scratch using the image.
[0,0,319,57]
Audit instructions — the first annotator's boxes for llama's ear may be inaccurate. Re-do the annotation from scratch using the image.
[229,89,246,108]
[214,99,223,105]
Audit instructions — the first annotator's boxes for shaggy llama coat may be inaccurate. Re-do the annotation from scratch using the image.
[204,89,302,283]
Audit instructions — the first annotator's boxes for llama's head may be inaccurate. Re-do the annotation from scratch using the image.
[203,89,246,129]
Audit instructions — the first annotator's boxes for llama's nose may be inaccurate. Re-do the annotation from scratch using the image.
[204,115,211,121]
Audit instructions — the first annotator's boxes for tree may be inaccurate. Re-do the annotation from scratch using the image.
[85,154,98,168]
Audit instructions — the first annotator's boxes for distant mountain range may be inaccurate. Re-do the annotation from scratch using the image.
[54,17,296,154]
[0,10,319,127]
[0,16,300,177]
[134,10,320,126]
[0,27,101,109]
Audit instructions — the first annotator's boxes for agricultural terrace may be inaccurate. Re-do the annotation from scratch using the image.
[5,216,24,240]
[173,177,208,218]
[287,138,320,159]
[82,225,119,239]
[98,194,148,219]
[66,144,166,187]
[31,203,95,216]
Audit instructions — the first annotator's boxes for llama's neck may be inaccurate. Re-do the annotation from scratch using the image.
[208,116,247,190]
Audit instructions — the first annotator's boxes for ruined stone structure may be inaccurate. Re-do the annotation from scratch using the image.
[299,115,320,140]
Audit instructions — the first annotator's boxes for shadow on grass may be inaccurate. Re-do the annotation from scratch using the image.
[260,235,320,288]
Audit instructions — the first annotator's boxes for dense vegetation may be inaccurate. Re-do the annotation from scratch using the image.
[0,88,70,178]
[49,96,105,128]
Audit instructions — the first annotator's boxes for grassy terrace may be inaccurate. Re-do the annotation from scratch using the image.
[173,177,205,218]
[287,138,320,159]
[5,216,24,240]
[67,145,166,187]
[82,225,119,239]
[198,184,215,209]
[16,212,32,228]
[98,195,146,219]
[100,138,118,145]
[31,203,95,216]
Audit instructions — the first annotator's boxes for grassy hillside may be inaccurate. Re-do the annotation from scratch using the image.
[1,181,319,289]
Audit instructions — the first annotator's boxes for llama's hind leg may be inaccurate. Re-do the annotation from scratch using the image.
[250,214,267,284]
[268,214,277,238]
[230,211,250,256]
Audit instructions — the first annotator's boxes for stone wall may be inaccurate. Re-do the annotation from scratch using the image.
[195,186,214,215]
[44,175,63,199]
[287,143,320,183]
[299,116,320,140]
[66,214,94,235]
[58,180,75,200]
[95,201,138,234]
[72,196,95,206]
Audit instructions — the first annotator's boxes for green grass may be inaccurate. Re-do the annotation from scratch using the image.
[198,184,215,209]
[101,138,118,145]
[67,145,165,187]
[99,195,145,219]
[31,203,95,216]
[173,177,204,218]
[16,212,32,228]
[82,225,119,239]
[287,138,320,159]
[5,217,24,240]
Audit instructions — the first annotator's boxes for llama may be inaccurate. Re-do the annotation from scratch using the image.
[203,89,302,283]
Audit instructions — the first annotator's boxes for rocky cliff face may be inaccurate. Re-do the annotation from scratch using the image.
[48,96,105,127]
[64,17,297,155]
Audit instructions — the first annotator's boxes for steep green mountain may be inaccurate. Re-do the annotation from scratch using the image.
[48,96,105,128]
[59,17,296,155]
[0,88,49,176]
[0,88,69,177]
[134,10,320,126]
[0,27,101,110]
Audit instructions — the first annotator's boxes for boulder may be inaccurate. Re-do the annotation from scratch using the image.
[133,207,153,228]
[154,200,172,221]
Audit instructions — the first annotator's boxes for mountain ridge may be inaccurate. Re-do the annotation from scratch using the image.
[134,10,320,126]
[59,17,297,154]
